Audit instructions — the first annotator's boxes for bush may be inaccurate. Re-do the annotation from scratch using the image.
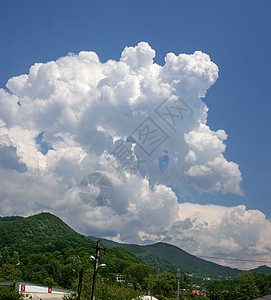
[0,285,23,300]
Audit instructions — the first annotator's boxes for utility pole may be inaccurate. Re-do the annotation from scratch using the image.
[176,268,180,300]
[77,267,84,300]
[91,240,106,300]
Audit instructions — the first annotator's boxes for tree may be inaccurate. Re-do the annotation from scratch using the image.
[146,272,176,299]
[0,248,10,264]
[207,280,226,300]
[237,272,260,299]
[96,278,142,300]
[123,264,153,290]
[0,264,22,281]
[0,285,23,300]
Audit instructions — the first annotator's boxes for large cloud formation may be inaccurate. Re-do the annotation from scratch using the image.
[0,42,270,269]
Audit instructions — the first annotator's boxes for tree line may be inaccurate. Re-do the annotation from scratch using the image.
[0,247,270,299]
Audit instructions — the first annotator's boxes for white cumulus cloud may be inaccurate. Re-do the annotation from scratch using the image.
[0,42,266,269]
[170,203,271,269]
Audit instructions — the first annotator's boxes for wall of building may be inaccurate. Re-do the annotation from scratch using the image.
[15,282,71,295]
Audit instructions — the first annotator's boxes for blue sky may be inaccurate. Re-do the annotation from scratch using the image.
[0,0,271,267]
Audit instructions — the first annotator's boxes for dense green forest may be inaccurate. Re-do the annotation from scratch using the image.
[0,213,271,299]
[0,213,94,253]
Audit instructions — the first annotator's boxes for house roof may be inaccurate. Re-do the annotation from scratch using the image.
[137,296,159,300]
[0,281,14,285]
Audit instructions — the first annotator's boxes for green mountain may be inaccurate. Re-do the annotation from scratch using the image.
[1,212,270,299]
[250,265,271,275]
[0,212,147,291]
[90,237,176,273]
[90,237,241,277]
[144,242,240,276]
[0,216,23,222]
[0,212,94,253]
[2,212,269,278]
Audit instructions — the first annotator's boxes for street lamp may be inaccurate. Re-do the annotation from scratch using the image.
[90,241,106,300]
[176,268,180,300]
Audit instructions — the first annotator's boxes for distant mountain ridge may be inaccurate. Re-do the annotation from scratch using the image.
[250,265,271,275]
[90,237,271,276]
[90,236,241,277]
[1,212,270,277]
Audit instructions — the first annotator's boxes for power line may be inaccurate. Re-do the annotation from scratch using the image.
[198,255,271,264]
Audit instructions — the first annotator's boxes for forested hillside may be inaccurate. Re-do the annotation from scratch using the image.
[0,212,93,253]
[1,212,271,300]
[91,237,240,277]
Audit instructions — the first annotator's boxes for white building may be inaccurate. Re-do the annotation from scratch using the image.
[0,281,74,299]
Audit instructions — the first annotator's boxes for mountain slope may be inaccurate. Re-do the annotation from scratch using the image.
[144,242,240,276]
[2,212,265,278]
[90,236,240,276]
[250,265,271,275]
[0,216,23,222]
[0,212,94,253]
[90,236,176,273]
[0,213,149,291]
